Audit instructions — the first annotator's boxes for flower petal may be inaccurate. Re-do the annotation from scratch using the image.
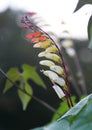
[33,40,52,48]
[39,60,55,67]
[45,53,61,63]
[42,70,58,81]
[39,35,47,41]
[31,37,40,43]
[33,31,42,37]
[50,65,65,76]
[26,33,34,39]
[26,31,42,39]
[54,77,65,86]
[45,45,58,53]
[52,84,65,99]
[38,51,47,57]
[42,70,65,87]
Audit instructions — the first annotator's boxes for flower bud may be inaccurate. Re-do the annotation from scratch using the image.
[50,65,65,76]
[45,53,61,63]
[38,51,47,57]
[42,70,65,87]
[43,70,58,81]
[33,40,52,48]
[39,60,55,67]
[52,84,65,99]
[45,45,58,53]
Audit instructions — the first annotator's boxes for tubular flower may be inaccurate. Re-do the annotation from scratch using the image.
[20,12,73,108]
[39,60,55,67]
[33,40,52,48]
[50,65,65,77]
[38,52,61,63]
[52,84,65,99]
[43,70,66,87]
[45,45,58,53]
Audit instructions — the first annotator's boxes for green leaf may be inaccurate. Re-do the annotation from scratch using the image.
[74,0,92,12]
[18,82,33,110]
[3,64,46,110]
[3,68,21,93]
[32,94,92,130]
[22,64,46,88]
[88,15,92,50]
[52,96,76,121]
[18,64,46,110]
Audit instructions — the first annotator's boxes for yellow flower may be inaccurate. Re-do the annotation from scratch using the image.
[38,51,61,63]
[33,40,52,48]
[45,45,58,53]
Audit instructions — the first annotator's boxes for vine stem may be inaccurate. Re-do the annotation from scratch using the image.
[0,68,61,116]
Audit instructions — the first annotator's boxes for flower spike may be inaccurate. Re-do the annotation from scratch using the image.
[20,12,73,108]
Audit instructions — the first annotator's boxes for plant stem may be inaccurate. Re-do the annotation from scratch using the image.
[0,68,61,116]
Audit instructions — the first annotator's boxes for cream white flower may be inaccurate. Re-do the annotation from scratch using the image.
[42,70,65,87]
[52,84,65,99]
[38,52,61,63]
[38,51,47,57]
[50,65,65,75]
[39,60,55,67]
[54,77,65,86]
[45,53,61,63]
[43,70,59,81]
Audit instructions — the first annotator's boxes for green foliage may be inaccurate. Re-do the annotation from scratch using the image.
[52,95,86,121]
[22,64,46,88]
[18,83,33,110]
[3,64,46,110]
[74,0,92,12]
[88,15,92,50]
[3,68,21,93]
[52,96,76,121]
[32,94,92,130]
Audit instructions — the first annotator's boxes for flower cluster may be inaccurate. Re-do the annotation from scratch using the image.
[20,13,73,108]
